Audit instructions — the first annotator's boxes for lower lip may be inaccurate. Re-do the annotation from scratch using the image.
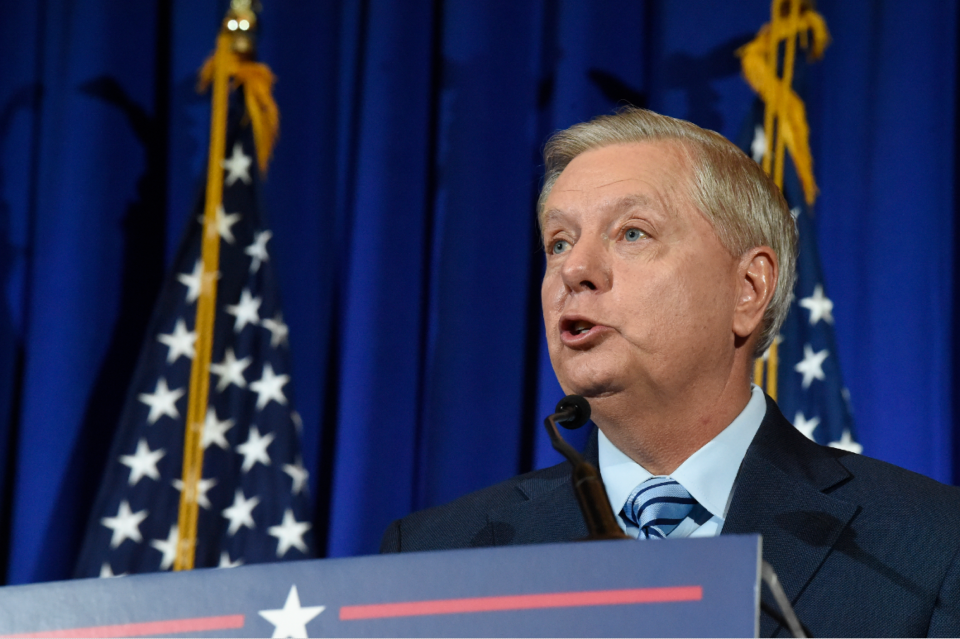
[560,325,611,347]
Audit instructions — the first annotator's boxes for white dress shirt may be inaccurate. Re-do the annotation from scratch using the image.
[598,385,767,539]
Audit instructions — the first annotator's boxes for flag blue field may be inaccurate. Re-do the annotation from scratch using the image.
[74,97,313,578]
[738,99,861,454]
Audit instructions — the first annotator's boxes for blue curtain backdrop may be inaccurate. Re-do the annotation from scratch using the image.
[0,0,956,584]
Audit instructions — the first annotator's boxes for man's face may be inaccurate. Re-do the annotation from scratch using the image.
[540,141,742,405]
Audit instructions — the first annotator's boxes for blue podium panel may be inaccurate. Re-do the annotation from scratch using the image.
[0,535,760,638]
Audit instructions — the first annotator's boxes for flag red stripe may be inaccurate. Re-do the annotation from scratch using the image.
[2,614,245,638]
[339,585,702,620]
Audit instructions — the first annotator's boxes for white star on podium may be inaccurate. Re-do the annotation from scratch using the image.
[258,585,324,638]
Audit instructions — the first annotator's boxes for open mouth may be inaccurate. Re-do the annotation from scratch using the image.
[569,319,594,335]
[560,318,600,341]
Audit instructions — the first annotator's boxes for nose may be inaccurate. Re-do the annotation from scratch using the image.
[560,234,611,293]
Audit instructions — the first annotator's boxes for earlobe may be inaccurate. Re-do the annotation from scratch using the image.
[733,247,778,338]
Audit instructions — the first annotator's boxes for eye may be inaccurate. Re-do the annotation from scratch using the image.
[550,239,571,255]
[624,227,646,242]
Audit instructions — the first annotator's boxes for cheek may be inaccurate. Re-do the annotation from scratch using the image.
[541,273,564,319]
[670,256,738,335]
[613,261,731,349]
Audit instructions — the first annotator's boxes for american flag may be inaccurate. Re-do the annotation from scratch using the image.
[74,95,314,578]
[737,99,862,454]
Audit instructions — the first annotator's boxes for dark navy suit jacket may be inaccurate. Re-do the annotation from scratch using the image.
[381,396,960,637]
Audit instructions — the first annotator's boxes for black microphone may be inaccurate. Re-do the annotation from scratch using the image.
[553,395,592,429]
[543,395,629,541]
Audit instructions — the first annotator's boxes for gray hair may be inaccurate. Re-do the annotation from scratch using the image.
[538,107,797,357]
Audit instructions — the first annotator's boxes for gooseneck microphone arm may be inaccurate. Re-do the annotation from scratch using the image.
[544,396,630,541]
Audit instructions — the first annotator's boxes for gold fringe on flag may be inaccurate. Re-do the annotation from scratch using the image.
[740,0,829,399]
[174,0,277,572]
[198,44,279,174]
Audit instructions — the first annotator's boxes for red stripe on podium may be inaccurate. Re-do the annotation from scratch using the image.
[2,614,245,638]
[339,585,702,620]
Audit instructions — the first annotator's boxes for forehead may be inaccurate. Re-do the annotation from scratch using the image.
[542,141,694,222]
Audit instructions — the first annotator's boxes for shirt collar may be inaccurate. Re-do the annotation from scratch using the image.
[598,385,767,522]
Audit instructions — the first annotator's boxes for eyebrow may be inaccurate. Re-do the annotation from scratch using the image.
[609,194,657,214]
[540,193,665,231]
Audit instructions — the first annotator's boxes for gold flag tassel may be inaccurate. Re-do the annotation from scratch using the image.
[739,0,829,399]
[174,0,277,572]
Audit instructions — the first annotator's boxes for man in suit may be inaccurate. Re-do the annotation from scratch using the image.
[380,108,960,637]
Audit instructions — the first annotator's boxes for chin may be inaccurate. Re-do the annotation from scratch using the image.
[558,369,625,400]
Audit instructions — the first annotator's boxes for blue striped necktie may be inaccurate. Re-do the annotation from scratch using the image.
[622,476,697,540]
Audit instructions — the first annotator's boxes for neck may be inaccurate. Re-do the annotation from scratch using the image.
[591,370,753,476]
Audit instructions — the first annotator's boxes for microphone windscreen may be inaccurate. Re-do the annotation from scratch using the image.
[554,394,591,429]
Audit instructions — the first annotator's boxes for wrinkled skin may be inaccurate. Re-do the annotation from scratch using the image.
[540,141,776,474]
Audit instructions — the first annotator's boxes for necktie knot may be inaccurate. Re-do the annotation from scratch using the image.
[622,476,696,540]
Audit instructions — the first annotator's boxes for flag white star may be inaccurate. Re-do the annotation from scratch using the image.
[177,259,220,304]
[222,489,260,536]
[751,124,766,163]
[830,429,863,454]
[799,284,834,325]
[101,500,148,548]
[226,288,261,332]
[157,318,196,364]
[206,205,242,244]
[268,510,311,558]
[172,476,218,510]
[237,426,275,472]
[150,524,179,570]
[261,313,289,348]
[99,562,125,578]
[218,551,244,568]
[210,347,251,392]
[794,344,829,389]
[793,411,820,441]
[201,407,235,450]
[245,230,272,273]
[138,378,185,424]
[222,142,252,186]
[258,585,324,639]
[283,458,309,495]
[119,438,165,486]
[177,260,203,303]
[250,363,290,410]
[790,206,802,221]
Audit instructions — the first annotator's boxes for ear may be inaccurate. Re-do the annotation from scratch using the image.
[732,246,778,339]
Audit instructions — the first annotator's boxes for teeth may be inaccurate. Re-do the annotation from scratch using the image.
[572,320,593,334]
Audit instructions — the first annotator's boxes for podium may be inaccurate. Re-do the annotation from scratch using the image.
[0,535,761,637]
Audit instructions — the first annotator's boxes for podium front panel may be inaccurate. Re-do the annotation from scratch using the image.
[0,535,761,637]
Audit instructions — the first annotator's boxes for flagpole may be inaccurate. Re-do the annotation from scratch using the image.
[174,0,265,572]
[740,0,829,400]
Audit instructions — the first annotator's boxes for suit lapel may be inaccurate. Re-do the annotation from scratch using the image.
[723,396,858,635]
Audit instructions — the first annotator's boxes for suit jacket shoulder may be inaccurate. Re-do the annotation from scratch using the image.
[725,395,960,637]
[380,439,596,553]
